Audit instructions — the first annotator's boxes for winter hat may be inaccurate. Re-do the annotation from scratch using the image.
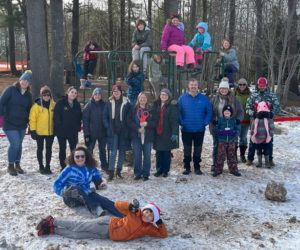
[222,104,233,116]
[196,22,208,32]
[112,84,122,93]
[160,88,172,99]
[238,78,248,86]
[142,203,161,224]
[92,88,102,96]
[40,85,51,97]
[257,77,267,87]
[19,70,32,83]
[219,81,229,89]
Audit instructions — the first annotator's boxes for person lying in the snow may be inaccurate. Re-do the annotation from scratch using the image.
[53,146,124,218]
[36,200,168,241]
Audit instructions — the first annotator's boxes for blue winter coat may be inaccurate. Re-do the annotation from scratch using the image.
[0,85,32,130]
[103,96,131,151]
[53,164,102,196]
[188,22,212,51]
[178,93,213,132]
[213,117,240,142]
[125,71,145,104]
[83,99,106,139]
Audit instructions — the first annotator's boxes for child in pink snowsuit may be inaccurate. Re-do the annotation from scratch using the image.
[161,14,195,72]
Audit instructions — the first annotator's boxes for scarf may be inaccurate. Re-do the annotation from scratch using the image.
[156,104,166,135]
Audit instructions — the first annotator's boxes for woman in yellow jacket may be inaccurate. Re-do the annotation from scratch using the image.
[29,86,56,174]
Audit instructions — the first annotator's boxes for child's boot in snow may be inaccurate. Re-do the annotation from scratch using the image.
[8,163,17,176]
[265,155,271,168]
[256,154,262,168]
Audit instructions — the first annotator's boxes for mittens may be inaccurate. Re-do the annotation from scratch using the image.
[62,186,79,198]
[170,135,178,142]
[30,130,37,140]
[129,198,140,213]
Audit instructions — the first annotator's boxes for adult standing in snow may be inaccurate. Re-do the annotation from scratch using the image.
[29,85,56,174]
[178,79,213,175]
[54,87,82,171]
[0,70,32,176]
[83,88,108,172]
[245,77,280,167]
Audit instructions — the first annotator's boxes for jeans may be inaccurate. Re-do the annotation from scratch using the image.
[248,138,273,161]
[132,46,151,70]
[108,134,125,171]
[36,135,54,167]
[4,129,26,164]
[132,138,152,177]
[62,186,124,218]
[219,64,238,85]
[212,135,218,166]
[57,135,78,169]
[239,125,249,147]
[88,137,108,171]
[156,150,171,174]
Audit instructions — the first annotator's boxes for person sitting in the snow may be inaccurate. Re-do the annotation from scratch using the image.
[250,101,275,168]
[36,200,168,241]
[212,105,241,177]
[53,146,124,218]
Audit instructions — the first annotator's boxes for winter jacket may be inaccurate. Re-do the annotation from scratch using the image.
[125,71,145,104]
[161,24,186,51]
[103,96,131,151]
[222,48,239,70]
[0,85,32,130]
[83,99,106,139]
[148,57,165,83]
[188,22,212,51]
[178,93,213,133]
[53,164,102,196]
[29,98,56,136]
[131,27,152,48]
[83,47,102,61]
[246,89,280,118]
[153,100,179,151]
[53,96,82,137]
[209,92,244,134]
[250,118,275,144]
[126,105,159,143]
[214,117,240,143]
[109,201,167,241]
[233,88,251,126]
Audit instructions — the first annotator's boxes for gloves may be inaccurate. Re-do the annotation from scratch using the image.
[84,135,91,147]
[156,219,163,225]
[62,186,80,199]
[170,135,178,142]
[0,116,4,127]
[95,177,107,190]
[129,198,140,213]
[30,130,37,140]
[212,120,218,126]
[218,129,237,136]
[236,119,240,125]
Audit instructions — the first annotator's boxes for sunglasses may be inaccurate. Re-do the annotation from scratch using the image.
[238,84,246,86]
[42,94,51,97]
[74,154,85,159]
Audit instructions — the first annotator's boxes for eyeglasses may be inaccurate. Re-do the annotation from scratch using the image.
[238,84,246,86]
[74,154,85,159]
[42,94,51,97]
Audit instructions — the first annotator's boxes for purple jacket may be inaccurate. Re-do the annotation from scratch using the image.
[161,24,186,50]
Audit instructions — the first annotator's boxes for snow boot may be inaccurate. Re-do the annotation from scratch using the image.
[192,60,202,76]
[108,170,114,181]
[15,162,24,174]
[245,160,253,166]
[39,165,45,174]
[43,165,52,175]
[212,172,220,177]
[256,154,262,168]
[270,160,275,167]
[232,172,242,177]
[8,163,17,176]
[116,168,123,179]
[239,146,247,163]
[187,63,194,72]
[265,155,271,169]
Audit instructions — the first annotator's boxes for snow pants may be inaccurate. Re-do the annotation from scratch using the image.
[215,141,239,174]
[168,45,195,66]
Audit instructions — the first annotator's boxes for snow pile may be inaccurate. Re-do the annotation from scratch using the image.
[0,121,300,249]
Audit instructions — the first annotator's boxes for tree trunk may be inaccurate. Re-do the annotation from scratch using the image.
[255,0,263,78]
[189,0,196,42]
[108,0,114,50]
[164,0,178,20]
[71,0,79,59]
[127,0,131,50]
[6,0,17,75]
[202,0,207,22]
[148,0,152,28]
[26,0,50,99]
[120,0,125,50]
[288,0,299,96]
[228,0,236,45]
[50,0,65,99]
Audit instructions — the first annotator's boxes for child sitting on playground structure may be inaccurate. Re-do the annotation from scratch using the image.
[125,60,145,105]
[148,54,167,98]
[188,22,212,75]
[82,41,101,79]
[36,200,168,241]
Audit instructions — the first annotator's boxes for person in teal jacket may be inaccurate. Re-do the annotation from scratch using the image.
[188,22,212,75]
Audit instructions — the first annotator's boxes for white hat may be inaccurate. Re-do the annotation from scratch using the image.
[142,203,161,224]
[219,81,229,89]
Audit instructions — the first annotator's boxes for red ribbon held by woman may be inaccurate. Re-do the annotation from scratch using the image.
[137,108,149,123]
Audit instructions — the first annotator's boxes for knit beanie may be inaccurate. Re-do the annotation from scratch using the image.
[237,78,248,86]
[92,88,102,96]
[257,77,267,87]
[40,85,51,97]
[222,104,233,117]
[112,84,122,93]
[160,88,172,99]
[142,203,161,224]
[19,70,32,83]
[219,81,229,89]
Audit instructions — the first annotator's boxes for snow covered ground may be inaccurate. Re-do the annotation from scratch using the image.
[0,120,300,250]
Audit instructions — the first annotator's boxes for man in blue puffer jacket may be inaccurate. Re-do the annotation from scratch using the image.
[178,79,213,175]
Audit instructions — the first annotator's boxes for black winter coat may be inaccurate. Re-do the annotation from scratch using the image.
[153,100,179,151]
[82,99,106,139]
[53,96,82,137]
[126,105,159,143]
[103,97,131,151]
[0,86,32,130]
